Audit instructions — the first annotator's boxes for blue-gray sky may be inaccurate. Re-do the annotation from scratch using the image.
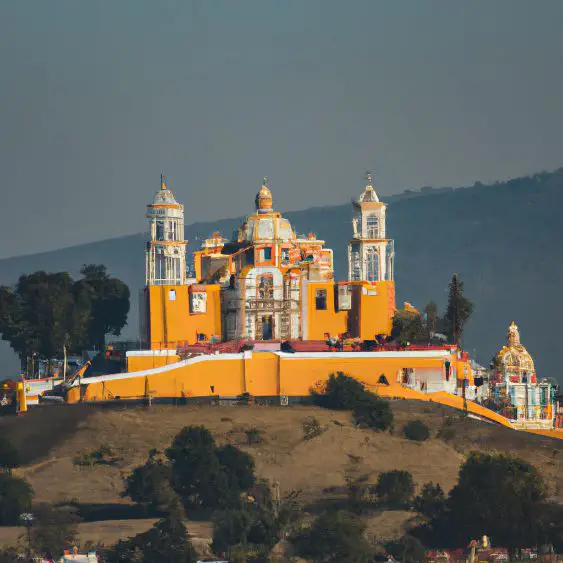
[1,0,563,259]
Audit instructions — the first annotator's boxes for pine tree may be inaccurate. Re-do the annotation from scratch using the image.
[444,274,473,346]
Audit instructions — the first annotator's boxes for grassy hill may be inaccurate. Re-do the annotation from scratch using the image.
[1,168,563,381]
[0,402,562,553]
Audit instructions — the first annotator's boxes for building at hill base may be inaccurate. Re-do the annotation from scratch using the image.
[58,174,560,434]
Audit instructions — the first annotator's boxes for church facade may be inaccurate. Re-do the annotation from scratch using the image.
[143,175,396,348]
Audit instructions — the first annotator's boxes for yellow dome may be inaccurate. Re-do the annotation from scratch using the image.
[495,321,535,377]
[255,178,273,213]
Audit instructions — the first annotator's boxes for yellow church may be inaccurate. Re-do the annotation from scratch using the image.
[142,174,394,347]
[61,174,560,437]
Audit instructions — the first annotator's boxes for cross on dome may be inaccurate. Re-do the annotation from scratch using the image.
[359,171,379,203]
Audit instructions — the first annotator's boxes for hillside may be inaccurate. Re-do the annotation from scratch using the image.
[1,169,563,381]
[0,402,562,552]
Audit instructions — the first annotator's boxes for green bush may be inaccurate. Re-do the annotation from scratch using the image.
[313,373,394,432]
[29,503,79,559]
[403,420,430,442]
[302,416,324,440]
[0,473,33,525]
[0,436,19,471]
[312,372,368,410]
[413,482,446,520]
[292,510,373,563]
[109,514,198,563]
[353,394,394,432]
[374,470,415,507]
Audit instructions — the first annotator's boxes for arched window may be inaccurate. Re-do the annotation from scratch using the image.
[367,248,379,282]
[366,215,379,238]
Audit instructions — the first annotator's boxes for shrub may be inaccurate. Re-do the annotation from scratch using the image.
[292,510,373,562]
[403,420,430,442]
[437,417,457,442]
[413,482,446,520]
[353,395,394,432]
[302,416,324,440]
[110,514,198,563]
[123,455,180,515]
[216,444,256,493]
[374,470,415,507]
[73,444,119,467]
[0,436,19,471]
[312,372,367,410]
[386,535,426,563]
[29,503,79,559]
[0,473,33,525]
[245,427,262,445]
[212,504,279,557]
[313,372,394,432]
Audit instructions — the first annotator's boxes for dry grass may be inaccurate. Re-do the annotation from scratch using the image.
[2,401,562,549]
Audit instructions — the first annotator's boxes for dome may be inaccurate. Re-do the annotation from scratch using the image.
[151,176,180,207]
[255,178,273,213]
[495,321,535,377]
[359,173,380,203]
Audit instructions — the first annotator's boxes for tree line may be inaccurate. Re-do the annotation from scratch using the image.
[0,265,130,365]
[392,273,473,347]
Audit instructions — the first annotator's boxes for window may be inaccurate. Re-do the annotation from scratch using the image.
[281,248,290,262]
[367,248,379,282]
[156,221,164,240]
[315,289,327,310]
[261,247,272,261]
[366,215,379,238]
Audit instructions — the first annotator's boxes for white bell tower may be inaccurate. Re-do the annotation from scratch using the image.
[145,175,187,286]
[348,173,394,282]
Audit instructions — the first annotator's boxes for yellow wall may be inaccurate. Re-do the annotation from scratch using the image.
[147,285,222,349]
[127,353,180,372]
[305,282,348,339]
[354,281,395,339]
[65,350,563,434]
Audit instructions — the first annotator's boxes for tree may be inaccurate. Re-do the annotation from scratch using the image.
[312,372,367,410]
[292,510,373,563]
[123,453,182,516]
[413,482,446,520]
[392,309,427,345]
[29,503,79,559]
[0,473,33,525]
[424,301,438,335]
[165,426,229,511]
[212,504,279,558]
[109,515,198,563]
[403,420,430,442]
[444,274,473,346]
[216,444,256,494]
[0,436,19,472]
[0,266,130,363]
[445,452,546,549]
[353,394,394,432]
[386,535,426,563]
[375,470,415,507]
[77,264,130,350]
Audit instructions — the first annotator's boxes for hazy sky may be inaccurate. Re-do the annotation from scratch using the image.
[1,0,563,259]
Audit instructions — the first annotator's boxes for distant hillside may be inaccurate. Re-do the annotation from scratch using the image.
[1,169,562,382]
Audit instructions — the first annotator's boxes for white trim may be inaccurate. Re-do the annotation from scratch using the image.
[275,350,451,359]
[126,349,179,357]
[72,353,245,386]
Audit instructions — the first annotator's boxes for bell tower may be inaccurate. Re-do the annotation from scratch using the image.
[348,172,395,282]
[145,175,187,286]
